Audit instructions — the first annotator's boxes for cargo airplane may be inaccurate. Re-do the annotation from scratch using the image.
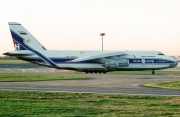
[4,22,178,74]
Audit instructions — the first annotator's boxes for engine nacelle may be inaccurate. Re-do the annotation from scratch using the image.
[103,59,129,68]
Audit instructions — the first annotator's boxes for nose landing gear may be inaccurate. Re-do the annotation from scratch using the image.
[152,70,155,75]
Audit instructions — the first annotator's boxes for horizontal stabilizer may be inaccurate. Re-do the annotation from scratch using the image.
[3,51,34,56]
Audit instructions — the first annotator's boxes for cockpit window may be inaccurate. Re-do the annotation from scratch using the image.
[158,52,164,55]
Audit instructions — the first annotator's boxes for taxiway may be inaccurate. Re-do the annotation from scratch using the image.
[0,64,179,96]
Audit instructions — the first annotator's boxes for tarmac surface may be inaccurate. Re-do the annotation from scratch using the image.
[0,64,180,96]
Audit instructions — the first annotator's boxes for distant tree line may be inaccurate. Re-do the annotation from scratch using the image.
[0,56,17,60]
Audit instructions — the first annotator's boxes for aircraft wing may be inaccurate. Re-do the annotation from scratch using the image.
[68,51,127,63]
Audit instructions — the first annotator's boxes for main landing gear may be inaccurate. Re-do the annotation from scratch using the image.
[85,70,106,74]
[152,70,155,75]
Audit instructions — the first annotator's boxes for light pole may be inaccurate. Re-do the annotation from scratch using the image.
[100,33,105,51]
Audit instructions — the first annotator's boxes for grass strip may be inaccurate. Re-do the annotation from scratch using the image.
[144,81,180,90]
[109,70,180,75]
[0,60,30,64]
[0,91,180,116]
[0,74,89,82]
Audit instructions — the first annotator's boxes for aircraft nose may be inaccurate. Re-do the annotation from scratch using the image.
[170,60,178,68]
[175,60,178,66]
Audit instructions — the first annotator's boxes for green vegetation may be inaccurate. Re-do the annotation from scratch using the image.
[0,60,30,64]
[144,81,180,90]
[0,91,179,116]
[0,74,89,82]
[109,70,180,75]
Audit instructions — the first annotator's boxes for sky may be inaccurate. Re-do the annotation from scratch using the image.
[1,0,180,56]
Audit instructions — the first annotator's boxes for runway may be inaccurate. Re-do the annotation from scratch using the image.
[0,65,180,96]
[0,85,179,96]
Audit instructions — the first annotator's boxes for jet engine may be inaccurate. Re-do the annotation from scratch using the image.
[103,59,129,68]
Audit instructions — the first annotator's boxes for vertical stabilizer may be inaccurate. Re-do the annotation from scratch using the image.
[8,22,57,68]
[9,22,46,51]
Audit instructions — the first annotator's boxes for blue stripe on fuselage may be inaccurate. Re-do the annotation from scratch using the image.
[50,58,95,63]
[19,58,96,64]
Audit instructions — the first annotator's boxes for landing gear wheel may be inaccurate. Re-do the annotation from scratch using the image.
[98,71,102,74]
[152,70,155,75]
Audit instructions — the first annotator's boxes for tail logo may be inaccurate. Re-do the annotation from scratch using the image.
[13,40,20,50]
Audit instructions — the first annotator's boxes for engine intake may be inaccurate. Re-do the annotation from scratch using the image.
[103,59,129,68]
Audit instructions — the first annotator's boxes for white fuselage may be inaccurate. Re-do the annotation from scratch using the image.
[18,50,178,72]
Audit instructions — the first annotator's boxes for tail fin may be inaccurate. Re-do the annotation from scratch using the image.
[9,22,46,51]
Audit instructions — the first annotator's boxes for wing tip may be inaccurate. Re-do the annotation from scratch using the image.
[8,22,21,25]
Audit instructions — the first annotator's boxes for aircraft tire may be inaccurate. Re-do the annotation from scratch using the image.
[98,71,102,73]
